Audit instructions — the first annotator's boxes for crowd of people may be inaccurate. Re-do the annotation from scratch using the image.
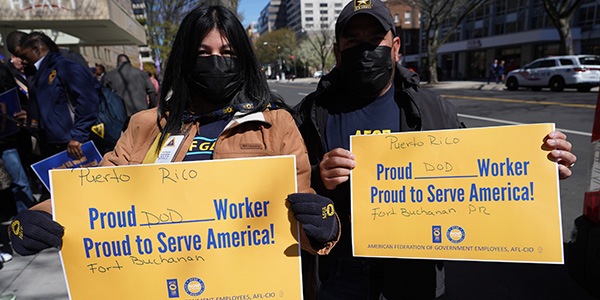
[0,29,161,294]
[0,1,578,300]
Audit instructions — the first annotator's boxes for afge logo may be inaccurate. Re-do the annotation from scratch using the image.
[432,226,442,243]
[446,226,466,244]
[166,279,179,298]
[184,277,206,297]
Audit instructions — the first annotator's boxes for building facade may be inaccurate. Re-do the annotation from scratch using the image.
[0,0,149,71]
[425,0,600,80]
[258,0,288,35]
[385,0,421,70]
[285,0,350,35]
[259,0,352,36]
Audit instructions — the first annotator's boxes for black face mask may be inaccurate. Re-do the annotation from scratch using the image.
[339,44,393,98]
[189,56,243,105]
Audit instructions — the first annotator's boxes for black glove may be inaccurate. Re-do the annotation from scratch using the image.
[10,210,64,256]
[287,193,338,243]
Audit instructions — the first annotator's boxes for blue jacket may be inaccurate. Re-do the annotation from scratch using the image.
[30,51,98,144]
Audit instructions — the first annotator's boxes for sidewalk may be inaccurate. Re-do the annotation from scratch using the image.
[0,249,68,300]
[272,77,599,92]
[271,77,508,91]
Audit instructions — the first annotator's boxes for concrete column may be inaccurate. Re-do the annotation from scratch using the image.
[457,52,467,80]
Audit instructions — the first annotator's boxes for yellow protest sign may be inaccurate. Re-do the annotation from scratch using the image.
[350,124,563,263]
[51,156,302,299]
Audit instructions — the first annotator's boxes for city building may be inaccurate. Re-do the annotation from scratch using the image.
[258,0,352,36]
[385,0,421,70]
[0,0,149,70]
[258,0,288,35]
[285,0,351,35]
[422,0,600,80]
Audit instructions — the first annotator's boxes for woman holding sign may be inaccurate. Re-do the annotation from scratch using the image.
[9,4,339,298]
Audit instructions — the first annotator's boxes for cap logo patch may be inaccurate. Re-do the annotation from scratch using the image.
[354,0,372,11]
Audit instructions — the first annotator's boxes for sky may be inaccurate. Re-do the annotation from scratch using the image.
[238,0,270,27]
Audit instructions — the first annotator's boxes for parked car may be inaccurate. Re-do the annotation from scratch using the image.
[505,55,600,92]
[313,70,324,78]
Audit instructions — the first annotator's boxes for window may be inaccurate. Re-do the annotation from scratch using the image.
[335,3,342,7]
[320,3,327,7]
[539,60,556,68]
[320,10,327,14]
[321,23,329,29]
[404,11,411,24]
[579,56,600,65]
[394,14,400,23]
[321,16,328,21]
[559,59,574,66]
[305,3,313,7]
[305,17,313,21]
[578,4,596,27]
[526,61,542,69]
[305,10,313,14]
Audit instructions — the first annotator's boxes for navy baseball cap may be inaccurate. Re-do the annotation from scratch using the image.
[335,0,396,41]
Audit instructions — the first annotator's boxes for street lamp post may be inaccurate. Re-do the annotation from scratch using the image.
[263,41,289,81]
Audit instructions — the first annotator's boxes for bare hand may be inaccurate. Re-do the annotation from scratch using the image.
[67,140,83,159]
[13,110,27,126]
[543,130,576,180]
[319,148,356,190]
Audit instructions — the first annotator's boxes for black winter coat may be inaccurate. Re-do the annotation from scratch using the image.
[294,63,464,257]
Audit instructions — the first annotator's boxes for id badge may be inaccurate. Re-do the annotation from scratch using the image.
[155,135,185,163]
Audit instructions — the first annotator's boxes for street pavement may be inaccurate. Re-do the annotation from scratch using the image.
[1,79,598,300]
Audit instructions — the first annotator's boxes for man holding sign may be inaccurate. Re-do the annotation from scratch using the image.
[294,0,577,299]
[9,4,339,300]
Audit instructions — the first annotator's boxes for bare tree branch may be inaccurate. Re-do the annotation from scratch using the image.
[541,0,584,55]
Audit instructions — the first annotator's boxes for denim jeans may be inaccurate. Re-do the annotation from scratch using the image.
[1,148,35,212]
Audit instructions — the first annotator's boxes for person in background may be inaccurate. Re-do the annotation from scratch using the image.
[8,5,340,300]
[147,71,160,97]
[294,0,576,299]
[0,60,36,213]
[18,32,99,159]
[487,58,499,84]
[498,59,506,84]
[507,59,518,73]
[101,54,157,125]
[6,50,36,178]
[94,63,106,82]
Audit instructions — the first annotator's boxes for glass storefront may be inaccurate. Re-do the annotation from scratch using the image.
[467,51,486,80]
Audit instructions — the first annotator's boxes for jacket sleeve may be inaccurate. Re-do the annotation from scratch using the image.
[143,73,158,108]
[60,61,99,143]
[101,108,160,166]
[277,110,340,255]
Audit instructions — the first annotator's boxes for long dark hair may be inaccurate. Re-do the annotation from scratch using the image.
[157,4,284,148]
